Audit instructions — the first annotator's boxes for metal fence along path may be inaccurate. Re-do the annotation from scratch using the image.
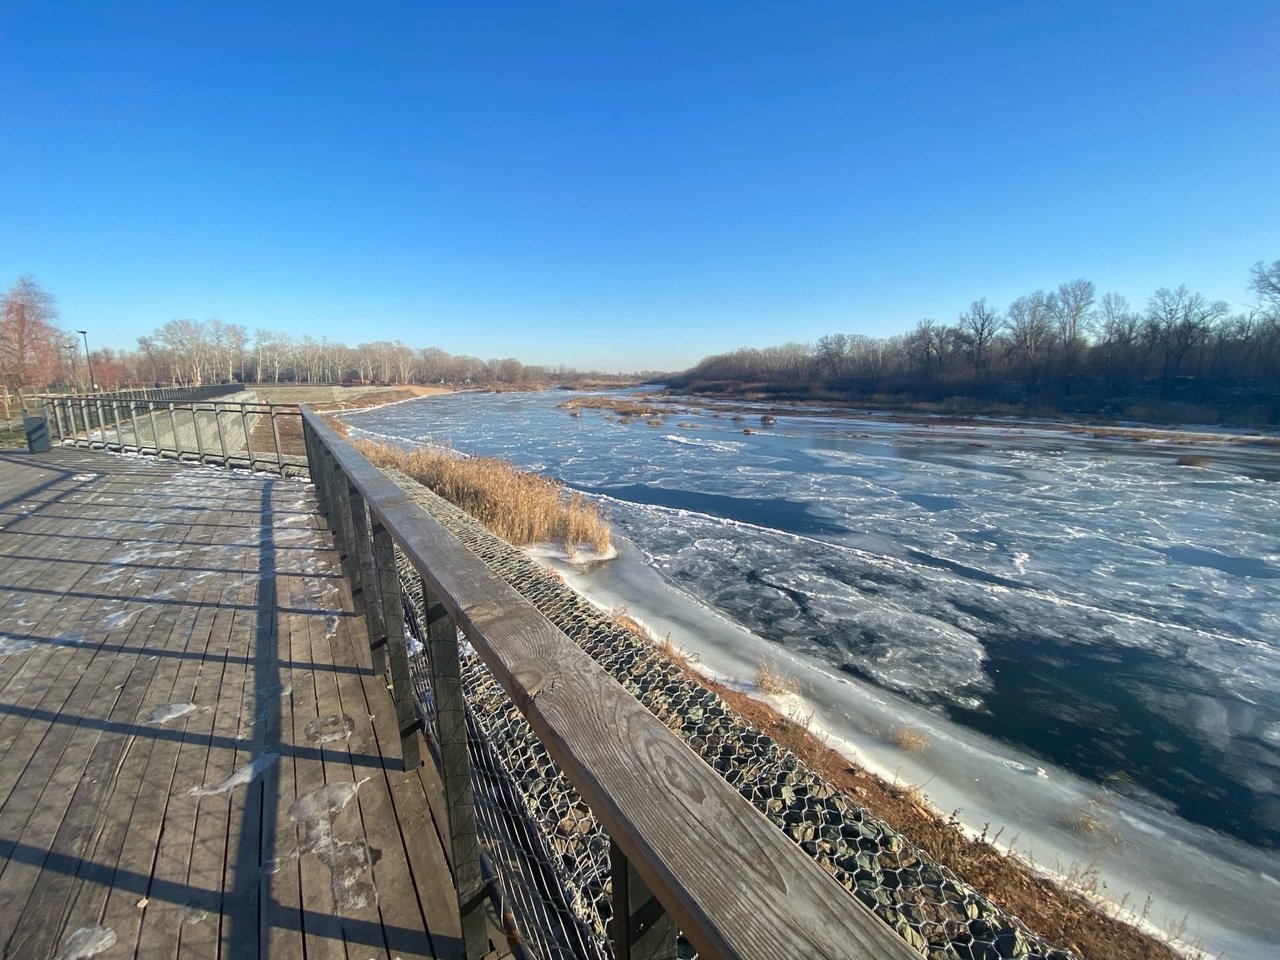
[40,394,308,476]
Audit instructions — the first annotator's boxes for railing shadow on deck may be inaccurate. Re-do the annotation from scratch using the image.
[299,408,917,960]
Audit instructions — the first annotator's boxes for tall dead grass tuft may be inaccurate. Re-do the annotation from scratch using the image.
[354,440,611,553]
[756,658,801,697]
[894,727,931,752]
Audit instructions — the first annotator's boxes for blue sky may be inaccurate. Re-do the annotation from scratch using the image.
[2,2,1276,372]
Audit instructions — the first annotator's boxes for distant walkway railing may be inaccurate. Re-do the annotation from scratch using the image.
[40,394,307,477]
[99,383,244,402]
[299,406,916,960]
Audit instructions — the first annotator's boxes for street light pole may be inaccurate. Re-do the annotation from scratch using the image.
[77,330,96,393]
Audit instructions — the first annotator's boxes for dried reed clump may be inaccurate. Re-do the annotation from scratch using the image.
[557,396,664,417]
[609,602,650,639]
[755,657,801,697]
[894,727,931,752]
[354,440,611,554]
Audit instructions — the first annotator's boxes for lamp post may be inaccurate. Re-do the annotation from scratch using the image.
[77,330,96,393]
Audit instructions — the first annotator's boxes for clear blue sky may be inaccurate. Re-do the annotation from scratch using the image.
[2,2,1276,372]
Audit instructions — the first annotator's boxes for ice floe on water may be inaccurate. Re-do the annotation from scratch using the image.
[347,390,1280,958]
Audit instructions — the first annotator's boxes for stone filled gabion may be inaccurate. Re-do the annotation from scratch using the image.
[390,472,1076,960]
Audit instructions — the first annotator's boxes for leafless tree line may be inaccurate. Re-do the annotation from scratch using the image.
[2,283,604,394]
[673,261,1280,422]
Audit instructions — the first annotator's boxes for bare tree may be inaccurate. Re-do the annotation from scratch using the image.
[1003,291,1054,379]
[1097,292,1143,380]
[957,298,1001,376]
[1049,278,1096,382]
[1145,286,1228,380]
[0,275,62,402]
[1250,259,1280,311]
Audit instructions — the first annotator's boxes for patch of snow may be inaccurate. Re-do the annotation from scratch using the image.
[188,753,279,797]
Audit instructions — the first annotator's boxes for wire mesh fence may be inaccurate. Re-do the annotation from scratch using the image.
[40,394,308,476]
[387,469,1078,960]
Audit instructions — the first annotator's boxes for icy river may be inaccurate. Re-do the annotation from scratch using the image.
[342,389,1280,958]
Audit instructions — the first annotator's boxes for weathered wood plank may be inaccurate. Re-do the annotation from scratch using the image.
[325,569,440,960]
[287,546,362,960]
[0,449,460,960]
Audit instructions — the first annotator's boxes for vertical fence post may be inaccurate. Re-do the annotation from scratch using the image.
[93,398,106,447]
[270,406,285,474]
[610,839,677,960]
[147,403,162,456]
[423,588,489,958]
[370,520,422,771]
[190,405,206,463]
[343,480,385,676]
[241,405,253,470]
[50,400,66,442]
[214,405,231,466]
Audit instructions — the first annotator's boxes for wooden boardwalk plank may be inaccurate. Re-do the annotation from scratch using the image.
[0,449,456,960]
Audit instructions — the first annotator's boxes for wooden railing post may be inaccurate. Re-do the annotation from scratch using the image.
[328,454,353,559]
[344,479,385,676]
[370,521,422,771]
[611,839,677,960]
[423,587,488,959]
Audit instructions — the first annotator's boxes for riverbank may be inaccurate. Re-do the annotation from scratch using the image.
[625,389,1280,448]
[422,469,1196,960]
[329,387,1265,958]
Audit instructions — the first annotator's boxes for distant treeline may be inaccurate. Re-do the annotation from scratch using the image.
[668,261,1280,426]
[1,277,655,397]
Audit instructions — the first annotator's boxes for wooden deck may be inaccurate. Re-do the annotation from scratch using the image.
[0,447,465,960]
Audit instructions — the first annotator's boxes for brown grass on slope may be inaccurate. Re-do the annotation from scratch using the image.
[353,439,611,554]
[557,395,667,417]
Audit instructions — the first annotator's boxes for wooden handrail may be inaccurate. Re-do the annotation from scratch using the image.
[300,406,917,960]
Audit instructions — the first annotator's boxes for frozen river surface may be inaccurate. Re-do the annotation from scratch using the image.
[346,390,1280,957]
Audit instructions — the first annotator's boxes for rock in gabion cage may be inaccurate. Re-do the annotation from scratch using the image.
[390,472,1077,960]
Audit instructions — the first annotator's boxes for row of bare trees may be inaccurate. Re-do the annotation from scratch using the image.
[131,320,561,388]
[0,279,603,396]
[673,262,1280,421]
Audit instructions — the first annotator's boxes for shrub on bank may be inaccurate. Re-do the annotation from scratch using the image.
[354,439,611,554]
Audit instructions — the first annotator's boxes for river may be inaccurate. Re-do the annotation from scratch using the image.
[342,389,1280,958]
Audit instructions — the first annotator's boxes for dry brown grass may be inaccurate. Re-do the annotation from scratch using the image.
[609,602,650,639]
[354,439,611,553]
[699,679,1189,960]
[557,396,665,417]
[610,604,700,671]
[755,658,801,697]
[893,727,931,752]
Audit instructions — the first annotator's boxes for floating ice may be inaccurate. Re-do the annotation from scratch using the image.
[353,388,1280,958]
